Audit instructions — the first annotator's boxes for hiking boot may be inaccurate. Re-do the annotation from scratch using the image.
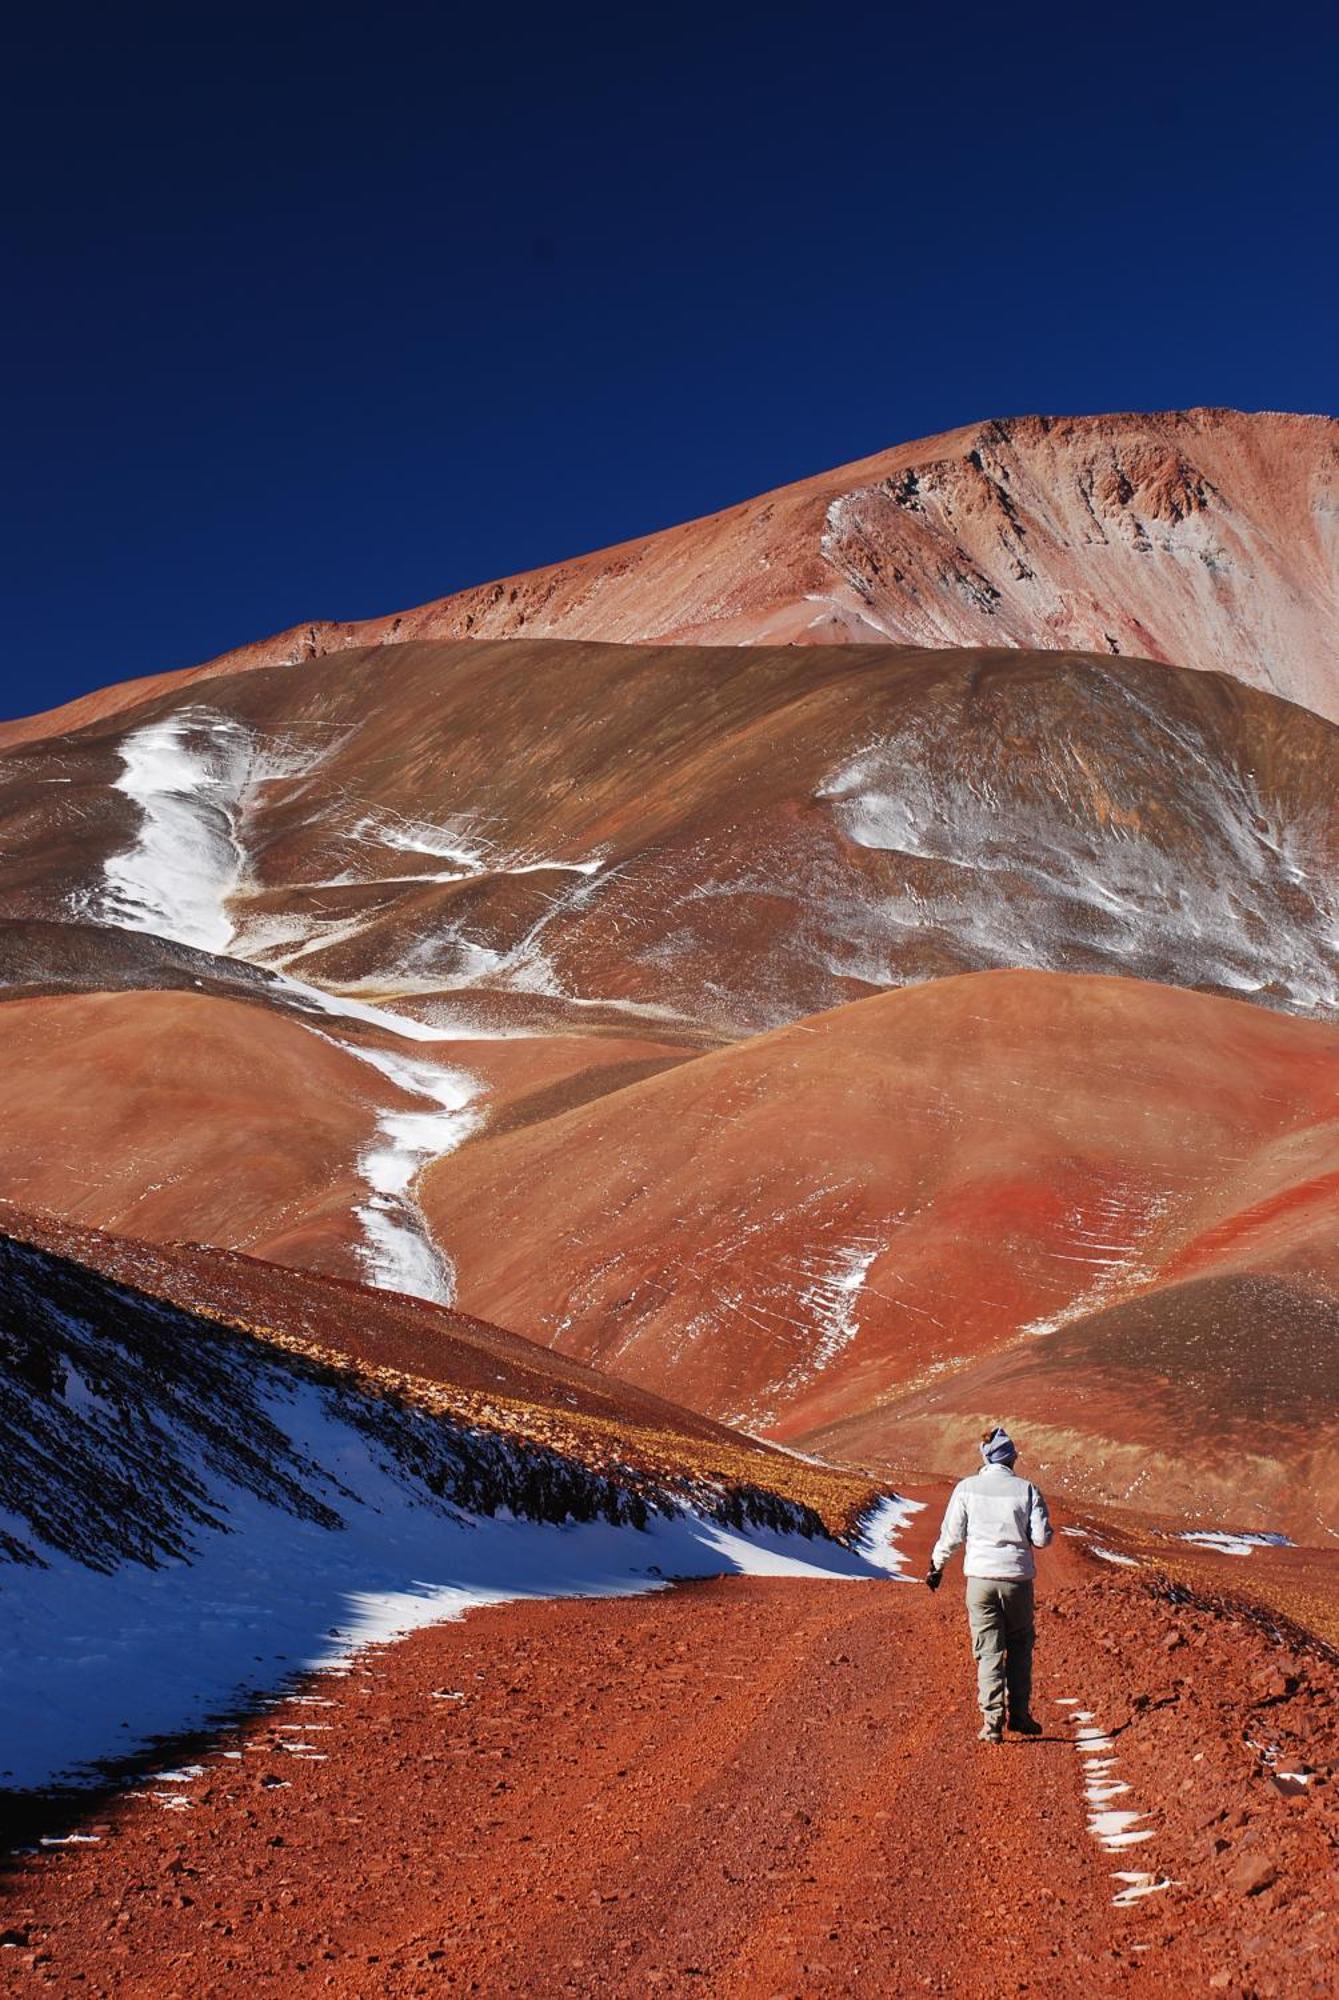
[1007,1713,1043,1736]
[978,1719,1003,1743]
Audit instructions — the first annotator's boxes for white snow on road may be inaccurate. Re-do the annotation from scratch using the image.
[852,1493,925,1578]
[0,1361,915,1793]
[1057,1697,1163,1907]
[1088,1808,1156,1849]
[1111,1871,1175,1907]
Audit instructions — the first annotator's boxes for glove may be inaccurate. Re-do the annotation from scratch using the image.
[925,1566,943,1592]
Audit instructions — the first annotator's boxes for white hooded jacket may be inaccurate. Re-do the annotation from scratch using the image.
[931,1464,1053,1580]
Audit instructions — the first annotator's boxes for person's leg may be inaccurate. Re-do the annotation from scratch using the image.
[1001,1580,1036,1721]
[965,1579,1006,1734]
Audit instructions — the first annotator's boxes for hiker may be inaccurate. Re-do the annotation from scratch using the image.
[925,1425,1052,1743]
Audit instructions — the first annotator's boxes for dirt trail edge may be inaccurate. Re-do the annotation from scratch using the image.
[3,1516,1336,1997]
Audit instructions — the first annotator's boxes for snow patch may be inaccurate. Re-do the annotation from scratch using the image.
[352,808,603,882]
[250,976,493,1304]
[94,711,256,952]
[1059,1700,1160,1871]
[851,1493,925,1578]
[1089,1811,1156,1849]
[798,1236,881,1374]
[338,1040,483,1303]
[1111,1872,1175,1907]
[1178,1529,1294,1558]
[814,700,1339,1017]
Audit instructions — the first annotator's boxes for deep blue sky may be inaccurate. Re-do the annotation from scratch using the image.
[5,0,1336,723]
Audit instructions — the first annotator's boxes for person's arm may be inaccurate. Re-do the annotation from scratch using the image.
[1029,1483,1053,1550]
[930,1484,969,1572]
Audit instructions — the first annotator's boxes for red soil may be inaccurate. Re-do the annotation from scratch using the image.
[1159,1169,1339,1285]
[424,973,1339,1462]
[0,986,690,1288]
[4,1511,1334,1997]
[0,989,381,1274]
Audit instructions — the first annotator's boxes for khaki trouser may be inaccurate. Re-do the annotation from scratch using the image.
[965,1576,1035,1722]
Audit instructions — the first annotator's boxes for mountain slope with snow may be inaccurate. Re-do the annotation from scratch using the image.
[2,637,1337,1346]
[1,407,1337,1569]
[5,643,1337,1035]
[0,1210,895,1791]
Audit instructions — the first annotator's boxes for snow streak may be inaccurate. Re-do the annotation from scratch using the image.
[343,1042,483,1303]
[96,710,255,952]
[81,709,494,1303]
[801,1239,880,1367]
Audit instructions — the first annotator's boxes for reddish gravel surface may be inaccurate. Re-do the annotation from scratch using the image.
[4,1511,1335,1997]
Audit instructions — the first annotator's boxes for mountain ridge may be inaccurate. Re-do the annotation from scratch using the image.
[4,405,1336,751]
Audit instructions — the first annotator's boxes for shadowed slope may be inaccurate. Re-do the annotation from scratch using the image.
[0,1200,869,1482]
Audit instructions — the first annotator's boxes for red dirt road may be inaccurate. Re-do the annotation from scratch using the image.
[4,1521,1336,1997]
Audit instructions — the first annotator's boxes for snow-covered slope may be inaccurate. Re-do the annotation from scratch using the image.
[0,1219,903,1792]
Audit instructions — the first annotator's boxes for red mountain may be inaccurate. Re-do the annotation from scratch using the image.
[1,407,1337,1537]
[421,970,1339,1535]
[4,408,1337,752]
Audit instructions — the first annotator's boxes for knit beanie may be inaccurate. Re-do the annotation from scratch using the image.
[980,1426,1017,1466]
